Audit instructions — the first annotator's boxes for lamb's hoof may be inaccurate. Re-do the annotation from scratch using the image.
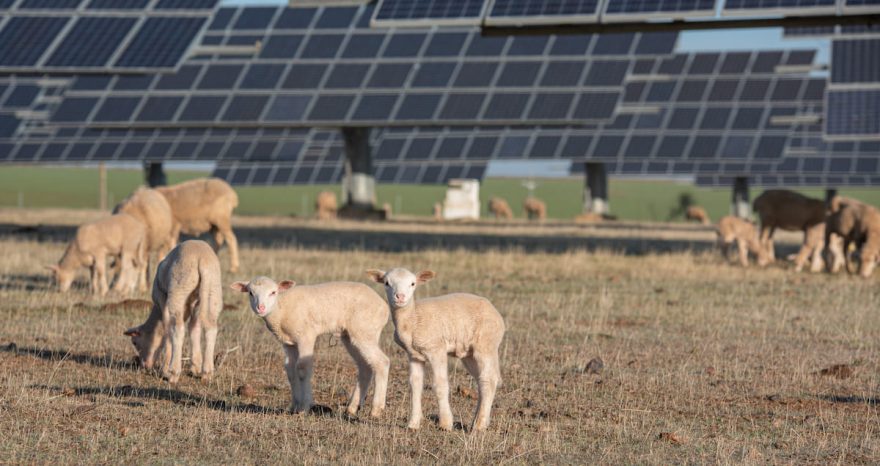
[370,407,385,418]
[346,406,359,417]
[200,372,214,383]
[229,266,239,274]
[438,422,453,431]
[407,422,421,431]
[165,373,180,384]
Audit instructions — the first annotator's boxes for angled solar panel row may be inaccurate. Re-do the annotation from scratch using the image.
[0,0,219,10]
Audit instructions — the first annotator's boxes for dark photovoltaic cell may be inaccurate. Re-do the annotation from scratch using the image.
[486,0,601,25]
[87,0,150,8]
[19,0,82,8]
[831,38,880,84]
[155,0,220,9]
[604,0,716,20]
[373,0,487,25]
[826,89,880,139]
[115,17,207,68]
[0,16,69,66]
[45,17,138,67]
[723,0,836,15]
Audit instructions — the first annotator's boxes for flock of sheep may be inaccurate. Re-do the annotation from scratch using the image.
[714,189,880,277]
[47,178,506,431]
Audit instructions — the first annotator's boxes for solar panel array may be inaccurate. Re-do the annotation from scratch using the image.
[47,5,681,129]
[825,37,880,140]
[0,0,219,72]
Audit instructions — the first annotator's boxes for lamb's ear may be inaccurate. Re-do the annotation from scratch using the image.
[230,281,249,293]
[417,270,436,283]
[365,269,386,283]
[123,327,141,337]
[278,280,295,292]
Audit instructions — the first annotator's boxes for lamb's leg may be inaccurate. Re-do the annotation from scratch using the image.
[859,238,879,278]
[735,238,749,267]
[189,317,203,378]
[95,253,108,296]
[341,335,371,417]
[295,337,316,413]
[427,352,453,431]
[201,314,218,381]
[793,243,812,273]
[89,264,99,295]
[407,359,425,430]
[112,251,133,294]
[471,353,500,432]
[350,336,389,418]
[221,226,239,273]
[162,297,186,384]
[283,344,301,413]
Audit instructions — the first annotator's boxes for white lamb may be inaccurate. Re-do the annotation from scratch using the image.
[230,277,390,418]
[124,240,223,384]
[366,268,505,432]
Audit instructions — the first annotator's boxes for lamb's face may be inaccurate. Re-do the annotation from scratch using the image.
[124,324,163,369]
[47,265,75,292]
[367,268,435,308]
[231,277,295,317]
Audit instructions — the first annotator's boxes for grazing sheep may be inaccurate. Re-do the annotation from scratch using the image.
[685,206,711,225]
[124,240,222,383]
[488,197,513,220]
[366,268,505,432]
[752,190,826,264]
[315,191,338,221]
[715,216,767,267]
[825,198,880,277]
[155,178,240,272]
[523,197,546,221]
[48,213,146,296]
[114,187,176,291]
[230,277,390,417]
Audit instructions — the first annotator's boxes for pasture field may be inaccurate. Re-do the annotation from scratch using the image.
[4,165,880,221]
[0,210,878,464]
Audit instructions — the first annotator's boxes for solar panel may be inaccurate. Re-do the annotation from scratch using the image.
[830,38,880,85]
[825,89,880,140]
[0,16,69,66]
[115,17,208,68]
[842,0,880,14]
[372,0,488,26]
[603,0,716,22]
[722,0,836,16]
[485,0,602,26]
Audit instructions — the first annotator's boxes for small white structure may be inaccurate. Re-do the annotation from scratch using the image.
[442,179,480,220]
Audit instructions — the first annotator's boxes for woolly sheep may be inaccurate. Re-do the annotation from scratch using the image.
[366,268,505,432]
[114,187,176,291]
[685,206,710,225]
[715,215,766,267]
[48,213,146,296]
[155,178,240,272]
[315,191,338,221]
[230,277,390,417]
[523,197,546,221]
[825,198,880,277]
[488,197,513,220]
[124,240,223,383]
[752,189,825,263]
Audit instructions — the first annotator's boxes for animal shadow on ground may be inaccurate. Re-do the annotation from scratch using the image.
[0,273,57,292]
[1,344,140,372]
[819,394,880,406]
[30,384,285,415]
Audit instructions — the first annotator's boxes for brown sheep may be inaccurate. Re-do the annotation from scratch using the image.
[715,215,767,267]
[825,198,880,277]
[315,191,338,221]
[114,187,176,291]
[523,197,546,221]
[752,190,826,265]
[685,206,711,225]
[488,197,513,220]
[155,178,240,273]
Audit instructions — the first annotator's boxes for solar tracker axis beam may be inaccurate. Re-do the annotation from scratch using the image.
[341,127,376,212]
[481,13,880,35]
[583,162,609,216]
[732,177,750,219]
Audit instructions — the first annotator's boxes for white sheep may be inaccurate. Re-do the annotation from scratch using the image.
[48,213,146,296]
[230,277,390,417]
[366,268,505,432]
[124,240,222,384]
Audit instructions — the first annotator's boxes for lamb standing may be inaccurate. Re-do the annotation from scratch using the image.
[49,213,146,296]
[114,187,176,291]
[488,197,513,220]
[315,191,338,221]
[715,215,767,267]
[155,178,240,272]
[825,197,880,277]
[124,240,222,383]
[230,277,390,417]
[366,268,505,432]
[523,197,547,221]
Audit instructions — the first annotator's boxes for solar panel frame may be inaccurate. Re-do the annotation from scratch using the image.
[602,0,717,22]
[841,0,880,14]
[484,0,603,26]
[371,0,490,27]
[722,0,837,17]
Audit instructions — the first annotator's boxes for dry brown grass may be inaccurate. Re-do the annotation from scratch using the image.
[0,209,878,464]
